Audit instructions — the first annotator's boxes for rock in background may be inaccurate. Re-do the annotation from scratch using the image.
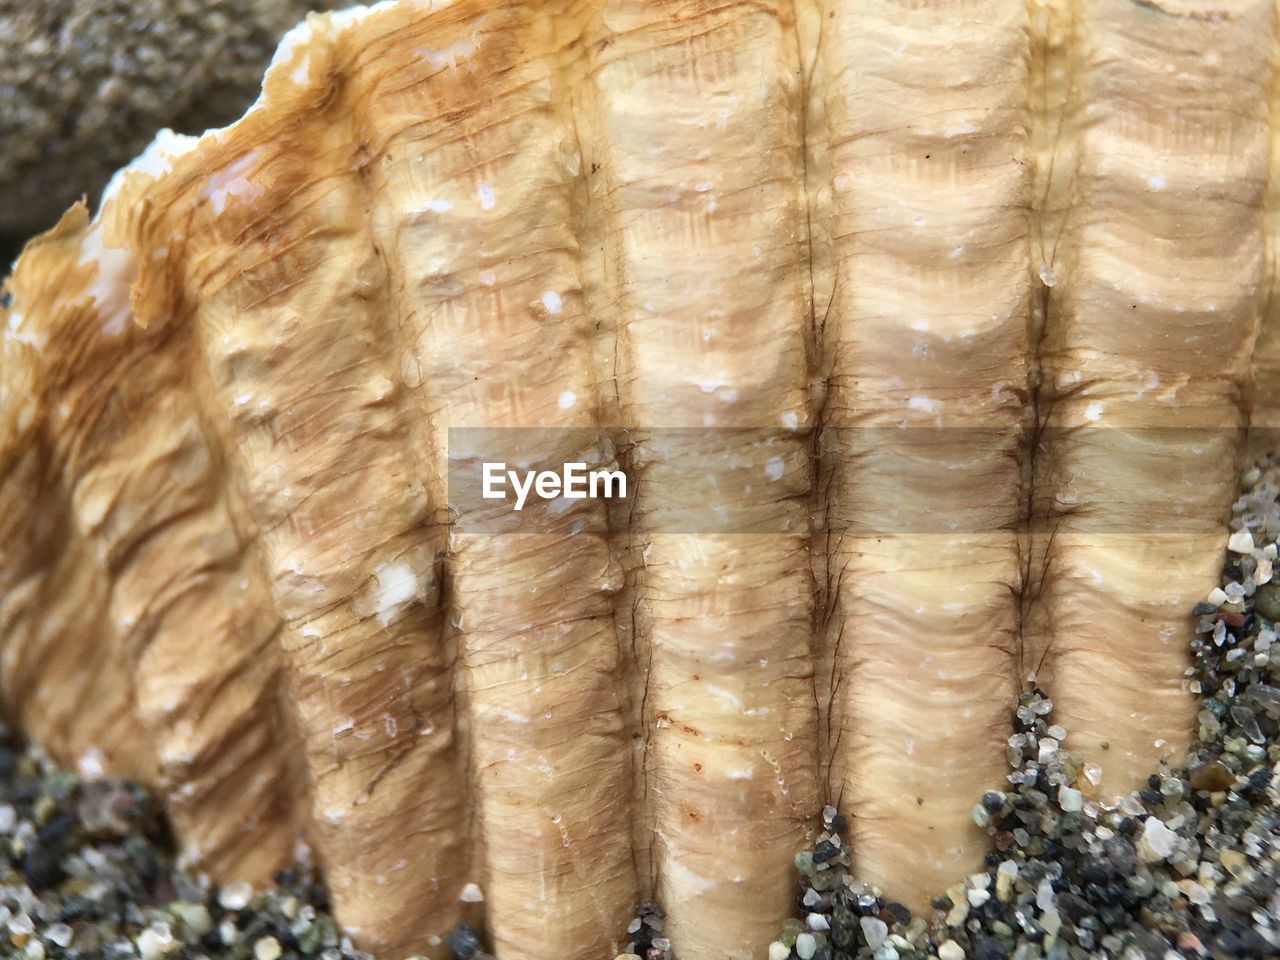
[0,0,337,259]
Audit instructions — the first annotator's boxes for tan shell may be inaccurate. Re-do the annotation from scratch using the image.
[2,0,1277,957]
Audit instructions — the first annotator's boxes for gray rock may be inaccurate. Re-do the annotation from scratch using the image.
[0,0,338,251]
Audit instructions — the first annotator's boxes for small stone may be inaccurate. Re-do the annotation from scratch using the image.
[1229,530,1256,553]
[967,872,991,890]
[768,943,789,960]
[812,839,839,863]
[172,903,213,939]
[444,924,481,960]
[459,882,485,903]
[1176,932,1202,952]
[1040,908,1062,938]
[995,873,1013,902]
[967,887,991,908]
[886,902,912,925]
[218,880,254,911]
[21,842,64,892]
[254,937,283,960]
[42,925,73,949]
[1254,582,1280,620]
[1138,816,1178,862]
[1219,849,1247,875]
[1036,878,1056,910]
[1179,880,1211,905]
[1189,762,1235,792]
[860,917,888,949]
[1058,787,1083,812]
[135,927,178,960]
[795,933,817,960]
[938,940,966,960]
[1251,684,1280,715]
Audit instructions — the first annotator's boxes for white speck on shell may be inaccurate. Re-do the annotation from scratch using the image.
[373,562,417,626]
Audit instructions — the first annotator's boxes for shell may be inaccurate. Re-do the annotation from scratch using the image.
[2,0,1277,958]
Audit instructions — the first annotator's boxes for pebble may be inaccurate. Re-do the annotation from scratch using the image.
[444,923,482,960]
[938,939,965,960]
[134,926,177,960]
[1229,530,1256,553]
[965,887,991,908]
[218,879,254,910]
[860,917,888,949]
[795,932,817,959]
[43,922,73,948]
[1138,815,1178,861]
[254,935,284,960]
[172,901,213,937]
